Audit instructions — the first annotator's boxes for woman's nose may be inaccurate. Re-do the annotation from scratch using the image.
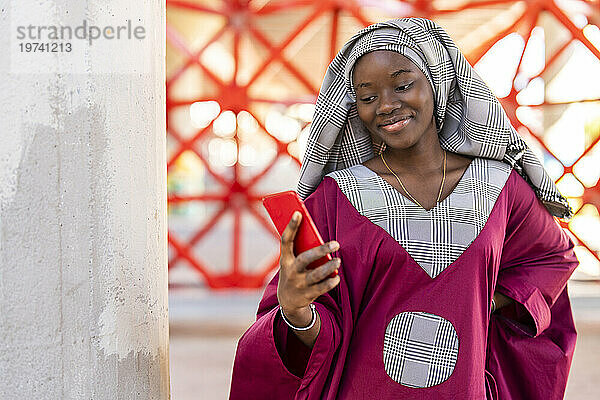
[376,90,401,115]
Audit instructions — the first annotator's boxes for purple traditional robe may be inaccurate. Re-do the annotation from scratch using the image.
[230,159,578,399]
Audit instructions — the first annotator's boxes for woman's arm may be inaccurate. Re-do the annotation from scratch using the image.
[277,211,341,348]
[494,172,577,336]
[280,305,322,348]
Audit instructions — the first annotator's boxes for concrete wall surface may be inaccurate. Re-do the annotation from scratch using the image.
[0,1,169,398]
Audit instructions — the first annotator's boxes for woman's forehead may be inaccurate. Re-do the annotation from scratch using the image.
[352,50,423,83]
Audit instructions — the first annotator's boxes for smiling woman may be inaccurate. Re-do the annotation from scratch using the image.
[353,51,436,145]
[230,18,578,400]
[352,50,474,212]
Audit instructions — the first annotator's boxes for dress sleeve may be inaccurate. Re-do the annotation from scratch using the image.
[229,179,343,400]
[495,171,578,337]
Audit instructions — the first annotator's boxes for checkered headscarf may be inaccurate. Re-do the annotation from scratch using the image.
[296,17,572,219]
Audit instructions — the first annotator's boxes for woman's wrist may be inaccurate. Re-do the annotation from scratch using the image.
[281,305,313,328]
[281,304,317,331]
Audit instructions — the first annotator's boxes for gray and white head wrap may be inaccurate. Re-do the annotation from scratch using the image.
[296,17,571,219]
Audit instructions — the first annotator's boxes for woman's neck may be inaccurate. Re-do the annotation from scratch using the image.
[381,128,444,176]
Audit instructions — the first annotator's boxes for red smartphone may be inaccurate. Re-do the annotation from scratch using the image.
[262,190,337,276]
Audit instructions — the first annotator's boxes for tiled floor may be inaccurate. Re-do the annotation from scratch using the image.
[169,283,600,399]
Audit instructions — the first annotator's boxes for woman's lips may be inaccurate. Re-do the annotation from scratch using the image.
[379,117,412,133]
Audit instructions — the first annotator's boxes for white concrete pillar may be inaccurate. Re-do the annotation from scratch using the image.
[0,1,169,398]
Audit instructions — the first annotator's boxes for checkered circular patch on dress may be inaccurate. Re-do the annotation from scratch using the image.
[384,311,459,388]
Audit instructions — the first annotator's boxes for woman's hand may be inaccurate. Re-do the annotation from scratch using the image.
[492,292,513,313]
[276,211,341,346]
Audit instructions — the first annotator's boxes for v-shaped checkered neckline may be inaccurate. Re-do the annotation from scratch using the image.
[355,159,475,213]
[325,157,512,278]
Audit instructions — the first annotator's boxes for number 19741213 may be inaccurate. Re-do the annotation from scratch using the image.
[19,42,72,52]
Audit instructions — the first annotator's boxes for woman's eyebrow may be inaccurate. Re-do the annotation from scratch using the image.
[390,68,412,77]
[355,68,413,89]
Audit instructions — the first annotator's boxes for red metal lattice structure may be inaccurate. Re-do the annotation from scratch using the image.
[166,0,600,289]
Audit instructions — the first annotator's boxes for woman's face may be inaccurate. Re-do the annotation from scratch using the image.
[352,50,436,151]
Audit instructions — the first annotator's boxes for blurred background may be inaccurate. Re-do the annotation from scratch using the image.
[164,0,600,398]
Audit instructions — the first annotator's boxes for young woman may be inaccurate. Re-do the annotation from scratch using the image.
[230,18,578,400]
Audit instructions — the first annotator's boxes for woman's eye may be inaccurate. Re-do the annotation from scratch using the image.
[396,82,413,91]
[360,95,376,103]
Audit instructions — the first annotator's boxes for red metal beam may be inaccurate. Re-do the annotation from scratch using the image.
[546,1,600,59]
[169,204,229,268]
[167,124,214,171]
[165,0,600,289]
[245,5,326,91]
[466,8,528,65]
[435,0,520,14]
[330,7,340,62]
[166,24,228,90]
[168,125,231,187]
[166,24,228,89]
[511,3,541,88]
[253,0,316,15]
[167,0,228,16]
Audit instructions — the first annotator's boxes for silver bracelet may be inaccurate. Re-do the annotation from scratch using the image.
[280,303,317,331]
[491,298,497,314]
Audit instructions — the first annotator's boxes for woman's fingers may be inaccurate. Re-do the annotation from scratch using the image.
[308,275,341,299]
[305,258,340,285]
[294,241,339,273]
[280,212,302,264]
[277,211,341,310]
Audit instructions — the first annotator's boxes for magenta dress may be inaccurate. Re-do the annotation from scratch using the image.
[230,158,578,400]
